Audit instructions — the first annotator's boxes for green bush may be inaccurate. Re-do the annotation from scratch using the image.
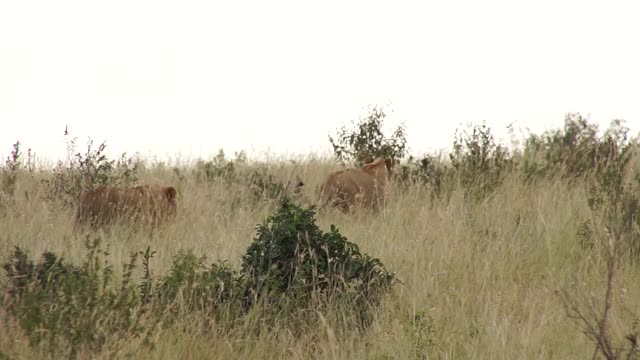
[527,116,638,261]
[408,310,437,358]
[562,126,640,359]
[154,251,245,325]
[241,198,396,322]
[586,167,640,262]
[193,149,240,185]
[450,122,513,199]
[1,237,146,359]
[42,129,141,208]
[246,169,299,207]
[0,141,21,201]
[329,106,407,166]
[248,169,285,201]
[523,114,636,184]
[194,152,304,210]
[396,154,452,200]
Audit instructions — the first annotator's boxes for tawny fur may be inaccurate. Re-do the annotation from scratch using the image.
[317,157,394,213]
[74,184,177,231]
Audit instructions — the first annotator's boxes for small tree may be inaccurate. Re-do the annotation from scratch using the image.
[329,106,407,166]
[559,139,640,360]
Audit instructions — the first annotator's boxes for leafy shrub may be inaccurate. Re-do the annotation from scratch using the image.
[591,121,636,204]
[246,163,307,205]
[221,164,304,209]
[1,237,146,359]
[42,129,141,208]
[0,241,242,358]
[449,122,512,199]
[587,178,640,261]
[562,136,640,360]
[408,310,437,358]
[246,169,288,204]
[577,220,594,250]
[241,198,396,323]
[1,141,21,200]
[329,106,407,166]
[396,154,452,199]
[154,251,245,325]
[536,116,639,258]
[523,114,636,183]
[112,151,144,185]
[193,149,239,184]
[574,117,640,257]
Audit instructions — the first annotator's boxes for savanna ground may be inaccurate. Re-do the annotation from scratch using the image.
[2,112,640,359]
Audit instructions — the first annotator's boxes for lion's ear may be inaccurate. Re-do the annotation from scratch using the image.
[164,187,177,201]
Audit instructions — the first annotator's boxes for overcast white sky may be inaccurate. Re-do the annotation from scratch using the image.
[1,0,639,164]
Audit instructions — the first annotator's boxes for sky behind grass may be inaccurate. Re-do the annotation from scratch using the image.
[1,0,639,162]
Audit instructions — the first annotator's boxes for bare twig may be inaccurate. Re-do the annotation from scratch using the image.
[591,229,618,360]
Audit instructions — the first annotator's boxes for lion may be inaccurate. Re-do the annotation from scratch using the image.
[316,157,395,213]
[74,184,177,231]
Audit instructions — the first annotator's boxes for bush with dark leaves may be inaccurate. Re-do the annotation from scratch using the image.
[241,198,396,317]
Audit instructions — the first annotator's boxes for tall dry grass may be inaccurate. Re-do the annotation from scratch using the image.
[2,153,640,359]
